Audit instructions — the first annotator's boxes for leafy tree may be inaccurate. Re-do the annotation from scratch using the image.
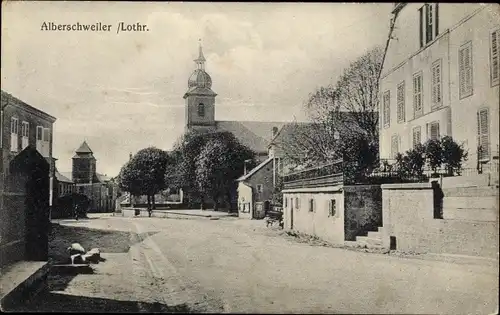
[194,132,256,211]
[441,136,468,176]
[118,147,170,209]
[405,144,426,177]
[271,177,284,206]
[425,139,443,176]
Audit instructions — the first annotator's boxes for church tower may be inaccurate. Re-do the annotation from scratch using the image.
[184,42,217,132]
[72,141,98,184]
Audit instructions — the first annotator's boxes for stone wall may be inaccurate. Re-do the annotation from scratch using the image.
[283,186,345,245]
[381,183,499,258]
[343,185,383,241]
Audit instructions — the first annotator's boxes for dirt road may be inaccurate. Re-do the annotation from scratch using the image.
[18,214,499,314]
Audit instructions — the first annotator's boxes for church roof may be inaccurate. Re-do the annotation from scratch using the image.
[55,170,73,183]
[75,141,93,154]
[216,120,287,154]
[183,86,217,98]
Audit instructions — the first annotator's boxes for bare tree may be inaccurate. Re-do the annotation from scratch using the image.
[280,46,383,174]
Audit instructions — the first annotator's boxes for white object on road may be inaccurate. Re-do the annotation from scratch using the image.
[67,243,86,256]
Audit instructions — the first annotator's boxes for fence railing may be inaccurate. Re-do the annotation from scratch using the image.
[283,159,499,189]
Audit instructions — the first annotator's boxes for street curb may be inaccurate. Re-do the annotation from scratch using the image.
[158,211,236,218]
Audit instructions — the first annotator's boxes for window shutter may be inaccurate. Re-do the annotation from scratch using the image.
[464,45,472,93]
[459,48,465,96]
[430,123,440,140]
[478,109,490,160]
[419,7,424,47]
[491,30,499,85]
[435,4,439,36]
[436,64,441,102]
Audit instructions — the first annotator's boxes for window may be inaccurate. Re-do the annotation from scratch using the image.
[21,121,29,149]
[391,134,399,159]
[419,4,439,47]
[397,82,405,123]
[477,108,490,161]
[412,126,422,148]
[36,126,43,141]
[429,122,440,140]
[491,29,500,86]
[383,90,390,128]
[309,198,314,212]
[459,41,473,99]
[284,197,287,208]
[295,197,299,210]
[256,184,263,193]
[197,103,205,117]
[36,126,50,157]
[431,59,442,108]
[10,117,18,152]
[413,72,423,117]
[328,199,337,217]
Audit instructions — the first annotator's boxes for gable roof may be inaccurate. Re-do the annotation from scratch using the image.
[96,173,111,183]
[75,141,93,154]
[59,171,73,181]
[1,90,56,122]
[237,157,274,181]
[216,120,287,154]
[55,170,73,183]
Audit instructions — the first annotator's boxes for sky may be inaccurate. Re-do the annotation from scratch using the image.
[1,2,392,177]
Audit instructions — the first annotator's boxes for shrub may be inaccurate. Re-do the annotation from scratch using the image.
[441,136,468,176]
[425,139,443,175]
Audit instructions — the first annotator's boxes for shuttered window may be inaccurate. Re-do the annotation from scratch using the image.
[397,81,405,123]
[328,199,337,217]
[491,29,499,86]
[429,122,440,140]
[477,108,490,160]
[412,126,421,148]
[413,72,423,117]
[431,59,442,108]
[383,90,390,128]
[391,134,399,159]
[459,42,473,98]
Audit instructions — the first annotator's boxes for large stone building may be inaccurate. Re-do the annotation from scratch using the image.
[184,44,287,161]
[62,141,117,213]
[379,3,499,170]
[0,90,55,268]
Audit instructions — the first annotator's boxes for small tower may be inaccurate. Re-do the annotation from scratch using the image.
[184,41,217,132]
[72,141,98,184]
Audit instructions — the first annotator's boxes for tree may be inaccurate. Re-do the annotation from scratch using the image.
[118,147,170,209]
[281,46,383,175]
[441,136,468,176]
[194,132,256,211]
[425,139,443,176]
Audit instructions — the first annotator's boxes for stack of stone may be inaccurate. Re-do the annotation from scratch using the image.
[67,243,102,265]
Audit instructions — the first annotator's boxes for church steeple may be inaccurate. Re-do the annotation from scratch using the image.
[184,41,217,133]
[194,40,206,70]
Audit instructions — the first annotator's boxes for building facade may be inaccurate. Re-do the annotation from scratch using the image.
[379,3,499,169]
[0,90,56,267]
[70,141,116,212]
[237,157,275,219]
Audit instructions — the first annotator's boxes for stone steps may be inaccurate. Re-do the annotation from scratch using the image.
[442,186,499,197]
[443,207,498,222]
[442,196,498,210]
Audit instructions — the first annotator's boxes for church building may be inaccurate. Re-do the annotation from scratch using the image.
[184,44,287,161]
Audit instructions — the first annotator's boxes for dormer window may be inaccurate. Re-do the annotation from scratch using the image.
[419,4,439,48]
[198,103,205,117]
